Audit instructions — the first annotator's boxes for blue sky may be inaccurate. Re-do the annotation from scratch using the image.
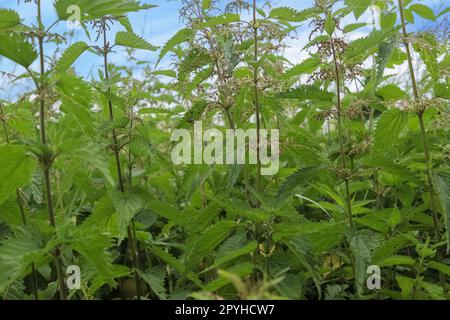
[0,0,446,100]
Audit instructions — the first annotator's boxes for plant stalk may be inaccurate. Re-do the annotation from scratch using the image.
[397,0,441,240]
[101,24,141,300]
[397,0,445,290]
[36,0,67,300]
[252,0,261,207]
[330,37,354,230]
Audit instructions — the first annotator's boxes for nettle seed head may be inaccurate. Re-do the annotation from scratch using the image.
[412,99,432,115]
[442,145,450,161]
[349,139,372,157]
[335,167,354,180]
[308,66,335,82]
[89,16,122,42]
[316,108,337,121]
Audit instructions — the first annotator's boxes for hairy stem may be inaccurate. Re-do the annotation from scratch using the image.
[398,0,445,290]
[102,24,141,300]
[36,0,67,300]
[252,0,261,207]
[330,37,354,230]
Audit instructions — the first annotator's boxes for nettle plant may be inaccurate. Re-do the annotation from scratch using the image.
[0,0,449,300]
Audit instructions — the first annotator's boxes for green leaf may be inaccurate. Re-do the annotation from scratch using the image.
[277,166,331,202]
[372,233,413,263]
[206,234,257,272]
[350,234,371,295]
[0,225,50,293]
[268,7,318,22]
[178,100,208,129]
[0,33,37,68]
[55,73,92,106]
[0,197,22,226]
[387,207,402,228]
[111,191,144,225]
[419,280,445,299]
[80,191,143,242]
[115,31,158,51]
[381,12,397,30]
[157,28,194,66]
[151,69,177,78]
[55,41,89,73]
[202,0,212,11]
[378,255,416,267]
[185,220,236,269]
[200,14,240,28]
[435,173,450,253]
[55,0,156,20]
[0,9,20,31]
[118,16,133,32]
[427,260,450,276]
[148,244,202,287]
[281,57,321,79]
[343,29,394,63]
[404,8,414,23]
[286,237,322,298]
[0,145,37,206]
[137,267,167,299]
[204,262,253,291]
[343,23,368,33]
[396,275,414,299]
[409,4,435,21]
[324,14,336,35]
[377,84,407,100]
[414,33,439,82]
[345,0,372,19]
[373,108,408,150]
[71,231,128,293]
[277,85,335,102]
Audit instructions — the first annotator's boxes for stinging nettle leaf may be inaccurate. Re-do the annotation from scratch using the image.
[373,108,408,150]
[54,0,156,21]
[54,41,89,73]
[0,9,20,31]
[200,14,240,28]
[115,31,158,51]
[409,4,436,21]
[157,28,194,66]
[0,33,37,68]
[0,145,37,206]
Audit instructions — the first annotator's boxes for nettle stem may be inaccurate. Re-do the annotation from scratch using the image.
[36,0,67,300]
[397,0,446,290]
[330,38,354,230]
[1,104,39,300]
[101,24,141,300]
[253,0,262,206]
[397,0,440,240]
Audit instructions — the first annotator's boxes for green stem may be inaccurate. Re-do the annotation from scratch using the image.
[397,0,440,240]
[36,0,67,300]
[398,0,445,290]
[330,37,354,230]
[252,0,261,208]
[101,24,141,300]
[0,104,10,144]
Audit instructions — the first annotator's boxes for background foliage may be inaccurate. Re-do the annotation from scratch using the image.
[0,0,449,300]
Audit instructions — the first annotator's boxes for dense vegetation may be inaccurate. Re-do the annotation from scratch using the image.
[0,0,449,300]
